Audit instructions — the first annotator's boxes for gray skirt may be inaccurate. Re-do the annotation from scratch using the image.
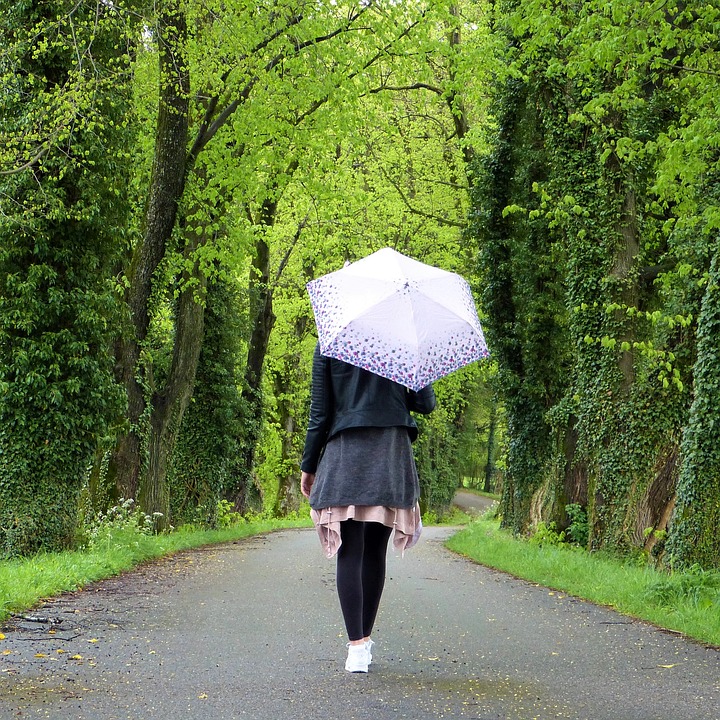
[309,426,420,511]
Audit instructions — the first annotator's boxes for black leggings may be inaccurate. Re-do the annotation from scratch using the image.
[336,519,393,642]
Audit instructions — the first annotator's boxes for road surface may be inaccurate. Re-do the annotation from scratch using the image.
[452,490,497,515]
[1,527,718,719]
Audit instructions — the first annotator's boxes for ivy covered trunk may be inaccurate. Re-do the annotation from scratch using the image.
[667,243,720,569]
[110,1,191,519]
[0,1,134,556]
[472,76,567,533]
[233,232,276,512]
[139,257,207,529]
[168,278,244,527]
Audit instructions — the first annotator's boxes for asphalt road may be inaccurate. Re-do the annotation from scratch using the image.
[1,527,718,720]
[452,490,497,515]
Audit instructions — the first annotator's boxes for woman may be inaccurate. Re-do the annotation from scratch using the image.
[300,343,436,673]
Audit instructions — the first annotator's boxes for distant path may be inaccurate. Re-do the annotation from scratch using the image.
[452,489,497,514]
[1,527,717,719]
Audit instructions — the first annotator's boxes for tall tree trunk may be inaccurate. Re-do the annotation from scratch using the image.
[474,77,554,533]
[482,397,497,494]
[271,313,309,515]
[140,254,207,527]
[666,240,720,569]
[233,227,276,511]
[110,2,190,503]
[609,166,640,393]
[588,145,642,547]
[230,184,301,511]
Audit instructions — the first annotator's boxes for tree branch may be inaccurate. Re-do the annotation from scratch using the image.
[275,214,309,285]
[640,258,678,283]
[188,7,372,159]
[368,82,444,96]
[378,165,465,228]
[189,5,424,160]
[656,60,720,79]
[0,142,53,176]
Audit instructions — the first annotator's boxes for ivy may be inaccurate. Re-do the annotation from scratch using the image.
[666,243,720,569]
[468,0,718,568]
[0,1,135,557]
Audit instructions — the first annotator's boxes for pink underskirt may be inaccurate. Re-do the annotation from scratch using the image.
[310,503,422,558]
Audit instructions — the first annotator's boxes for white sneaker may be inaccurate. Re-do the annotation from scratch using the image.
[345,643,369,673]
[365,638,375,666]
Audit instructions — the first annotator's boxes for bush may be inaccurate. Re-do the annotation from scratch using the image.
[84,499,156,550]
[565,503,589,547]
[529,521,565,547]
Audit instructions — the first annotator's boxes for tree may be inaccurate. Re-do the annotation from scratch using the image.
[667,243,720,569]
[468,0,720,566]
[110,0,470,523]
[0,0,136,556]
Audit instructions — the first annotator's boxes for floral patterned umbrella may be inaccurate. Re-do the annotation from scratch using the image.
[307,248,489,391]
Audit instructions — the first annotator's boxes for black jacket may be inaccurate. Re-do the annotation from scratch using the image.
[300,344,436,473]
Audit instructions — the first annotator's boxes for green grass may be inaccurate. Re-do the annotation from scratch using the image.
[0,516,311,623]
[447,519,720,648]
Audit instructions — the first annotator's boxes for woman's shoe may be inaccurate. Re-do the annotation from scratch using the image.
[364,638,375,666]
[345,643,369,673]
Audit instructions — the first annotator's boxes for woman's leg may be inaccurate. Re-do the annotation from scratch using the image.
[336,520,392,642]
[336,519,366,642]
[361,522,392,639]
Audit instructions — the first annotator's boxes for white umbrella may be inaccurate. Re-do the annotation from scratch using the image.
[307,248,489,391]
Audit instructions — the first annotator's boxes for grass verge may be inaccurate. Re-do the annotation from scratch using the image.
[447,518,720,648]
[0,516,311,623]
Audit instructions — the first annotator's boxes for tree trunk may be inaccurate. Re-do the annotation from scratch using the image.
[609,181,640,393]
[561,419,586,507]
[139,252,208,528]
[271,318,307,515]
[637,445,678,551]
[275,405,301,514]
[666,241,720,569]
[110,1,190,503]
[482,398,497,494]
[230,190,301,512]
[232,229,276,510]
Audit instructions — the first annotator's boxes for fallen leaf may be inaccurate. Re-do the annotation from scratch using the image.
[34,653,48,658]
[657,664,679,669]
[2,650,12,656]
[71,655,83,660]
[198,693,208,700]
[0,633,5,640]
[56,649,66,654]
[87,638,99,644]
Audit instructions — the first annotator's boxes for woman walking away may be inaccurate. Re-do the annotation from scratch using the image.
[300,343,436,673]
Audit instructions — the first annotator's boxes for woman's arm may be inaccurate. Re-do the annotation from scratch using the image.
[407,384,436,414]
[300,345,333,473]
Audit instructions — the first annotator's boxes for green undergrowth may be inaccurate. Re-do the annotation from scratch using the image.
[447,519,720,648]
[424,507,475,526]
[0,516,311,623]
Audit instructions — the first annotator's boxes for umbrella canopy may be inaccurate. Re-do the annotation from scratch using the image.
[307,248,489,391]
